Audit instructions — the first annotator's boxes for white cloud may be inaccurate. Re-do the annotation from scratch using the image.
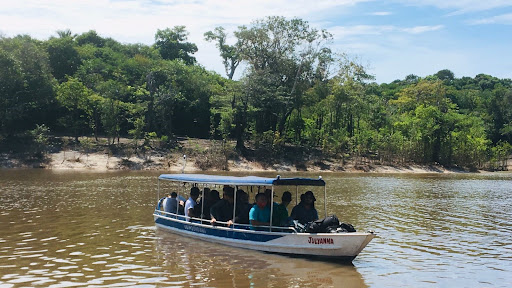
[1,0,510,83]
[393,0,512,14]
[0,0,373,79]
[402,25,444,34]
[329,25,395,38]
[470,13,512,25]
[329,24,443,38]
[369,11,392,16]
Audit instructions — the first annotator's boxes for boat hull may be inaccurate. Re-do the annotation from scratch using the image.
[154,213,375,261]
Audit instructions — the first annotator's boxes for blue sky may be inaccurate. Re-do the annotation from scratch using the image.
[1,0,511,83]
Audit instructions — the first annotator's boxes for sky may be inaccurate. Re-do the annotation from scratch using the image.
[1,0,511,83]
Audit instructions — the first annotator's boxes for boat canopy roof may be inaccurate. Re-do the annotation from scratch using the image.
[158,174,325,186]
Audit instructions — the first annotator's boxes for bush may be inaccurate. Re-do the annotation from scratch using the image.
[194,141,235,170]
[29,124,51,159]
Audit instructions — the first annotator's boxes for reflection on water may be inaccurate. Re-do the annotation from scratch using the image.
[155,229,366,288]
[0,170,511,287]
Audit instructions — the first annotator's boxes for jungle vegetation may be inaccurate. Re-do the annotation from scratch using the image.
[1,16,511,170]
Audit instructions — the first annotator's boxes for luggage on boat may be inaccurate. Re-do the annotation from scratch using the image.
[304,215,356,233]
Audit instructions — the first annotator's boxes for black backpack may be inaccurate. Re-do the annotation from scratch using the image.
[339,222,356,232]
[305,215,356,233]
[305,215,340,233]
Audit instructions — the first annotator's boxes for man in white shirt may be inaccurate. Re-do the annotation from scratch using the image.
[184,187,200,221]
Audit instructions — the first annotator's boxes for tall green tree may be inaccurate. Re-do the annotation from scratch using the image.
[0,35,55,136]
[233,16,332,148]
[46,32,81,82]
[56,77,91,142]
[204,27,241,79]
[154,26,197,64]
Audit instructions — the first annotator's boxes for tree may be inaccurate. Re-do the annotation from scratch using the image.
[204,27,241,79]
[129,116,145,150]
[488,85,512,144]
[46,33,81,82]
[29,124,51,158]
[0,35,55,136]
[234,16,333,147]
[154,26,197,64]
[435,69,455,81]
[75,30,105,47]
[145,60,217,138]
[391,80,460,164]
[96,80,128,144]
[330,55,375,139]
[56,77,91,142]
[86,93,105,141]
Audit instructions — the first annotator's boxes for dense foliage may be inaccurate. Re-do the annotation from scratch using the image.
[1,17,511,170]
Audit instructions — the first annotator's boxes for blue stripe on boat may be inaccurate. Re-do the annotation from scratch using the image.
[155,217,283,242]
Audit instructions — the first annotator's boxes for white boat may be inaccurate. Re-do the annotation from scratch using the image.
[153,174,375,262]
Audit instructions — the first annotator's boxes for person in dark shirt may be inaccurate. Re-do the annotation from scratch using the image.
[210,186,235,227]
[272,191,292,226]
[194,188,210,219]
[208,189,221,207]
[235,189,250,225]
[290,191,318,224]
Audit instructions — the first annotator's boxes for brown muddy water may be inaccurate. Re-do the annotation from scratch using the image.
[0,170,511,287]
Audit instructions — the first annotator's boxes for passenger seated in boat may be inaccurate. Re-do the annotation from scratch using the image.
[290,191,318,225]
[209,189,220,205]
[184,187,200,221]
[249,193,271,229]
[194,188,210,219]
[210,186,236,227]
[164,192,183,215]
[272,191,292,227]
[200,189,220,221]
[235,189,250,225]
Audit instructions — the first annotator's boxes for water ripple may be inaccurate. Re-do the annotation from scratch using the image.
[1,171,512,287]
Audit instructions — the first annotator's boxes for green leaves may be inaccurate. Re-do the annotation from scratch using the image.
[0,35,55,136]
[1,19,510,171]
[204,27,241,79]
[154,26,197,64]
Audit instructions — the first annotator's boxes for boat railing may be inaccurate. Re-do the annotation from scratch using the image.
[154,208,298,233]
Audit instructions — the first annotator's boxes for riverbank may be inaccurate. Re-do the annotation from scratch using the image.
[1,136,509,173]
[0,149,492,173]
[43,151,463,173]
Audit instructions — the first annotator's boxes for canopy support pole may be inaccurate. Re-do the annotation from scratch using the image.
[324,185,327,218]
[295,186,299,206]
[232,185,238,227]
[157,179,160,201]
[201,184,205,222]
[270,186,274,232]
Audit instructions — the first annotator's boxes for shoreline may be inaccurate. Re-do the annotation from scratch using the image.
[1,149,502,174]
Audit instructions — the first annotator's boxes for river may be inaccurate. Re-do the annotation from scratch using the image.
[0,170,511,287]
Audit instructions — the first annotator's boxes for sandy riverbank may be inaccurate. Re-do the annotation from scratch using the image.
[1,149,487,174]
